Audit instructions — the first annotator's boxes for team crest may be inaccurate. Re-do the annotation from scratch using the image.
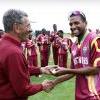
[82,46,88,55]
[72,50,76,56]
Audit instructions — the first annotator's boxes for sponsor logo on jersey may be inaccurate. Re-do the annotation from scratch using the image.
[73,56,88,65]
[83,46,88,55]
[72,50,76,56]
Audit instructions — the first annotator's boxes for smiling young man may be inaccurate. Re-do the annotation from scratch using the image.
[51,11,100,100]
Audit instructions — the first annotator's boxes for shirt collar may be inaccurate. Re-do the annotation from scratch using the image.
[3,33,21,47]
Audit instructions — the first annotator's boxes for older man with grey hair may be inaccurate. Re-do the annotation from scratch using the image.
[0,9,55,100]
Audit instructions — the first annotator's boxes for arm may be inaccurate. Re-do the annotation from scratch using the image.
[28,65,56,76]
[36,35,42,45]
[53,74,74,86]
[52,67,100,76]
[28,66,42,76]
[8,52,56,96]
[8,53,43,96]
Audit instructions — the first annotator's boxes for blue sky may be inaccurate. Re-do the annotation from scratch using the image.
[0,0,100,32]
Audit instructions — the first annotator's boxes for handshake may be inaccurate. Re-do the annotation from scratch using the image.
[41,65,66,93]
[42,79,55,93]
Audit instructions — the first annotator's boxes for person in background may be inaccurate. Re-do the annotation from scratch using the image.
[0,9,55,100]
[50,11,100,100]
[25,33,38,67]
[36,28,51,67]
[50,24,59,65]
[88,28,92,32]
[96,29,100,35]
[57,30,70,68]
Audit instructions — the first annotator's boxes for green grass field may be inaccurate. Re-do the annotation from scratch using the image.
[29,75,75,100]
[29,45,75,100]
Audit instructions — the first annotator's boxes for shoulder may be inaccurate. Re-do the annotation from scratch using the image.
[91,37,100,47]
[88,32,100,48]
[85,32,97,44]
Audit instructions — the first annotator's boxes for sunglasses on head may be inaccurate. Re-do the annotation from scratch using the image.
[68,11,86,21]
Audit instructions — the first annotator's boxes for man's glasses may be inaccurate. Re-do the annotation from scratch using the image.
[68,11,86,21]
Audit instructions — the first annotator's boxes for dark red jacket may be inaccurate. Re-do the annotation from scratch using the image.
[0,34,43,100]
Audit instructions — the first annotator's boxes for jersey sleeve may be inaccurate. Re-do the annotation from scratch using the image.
[91,37,100,67]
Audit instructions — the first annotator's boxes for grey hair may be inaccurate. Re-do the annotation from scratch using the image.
[3,9,28,32]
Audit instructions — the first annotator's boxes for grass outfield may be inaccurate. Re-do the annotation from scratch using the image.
[29,75,75,100]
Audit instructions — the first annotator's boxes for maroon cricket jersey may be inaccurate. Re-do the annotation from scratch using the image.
[71,32,100,100]
[58,38,69,54]
[58,38,68,67]
[27,45,38,67]
[37,34,50,52]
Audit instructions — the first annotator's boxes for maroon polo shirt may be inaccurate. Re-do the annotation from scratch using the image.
[0,34,43,100]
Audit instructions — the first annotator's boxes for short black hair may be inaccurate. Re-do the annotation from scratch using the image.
[58,30,63,34]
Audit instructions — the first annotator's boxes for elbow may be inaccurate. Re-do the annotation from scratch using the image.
[87,67,100,75]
